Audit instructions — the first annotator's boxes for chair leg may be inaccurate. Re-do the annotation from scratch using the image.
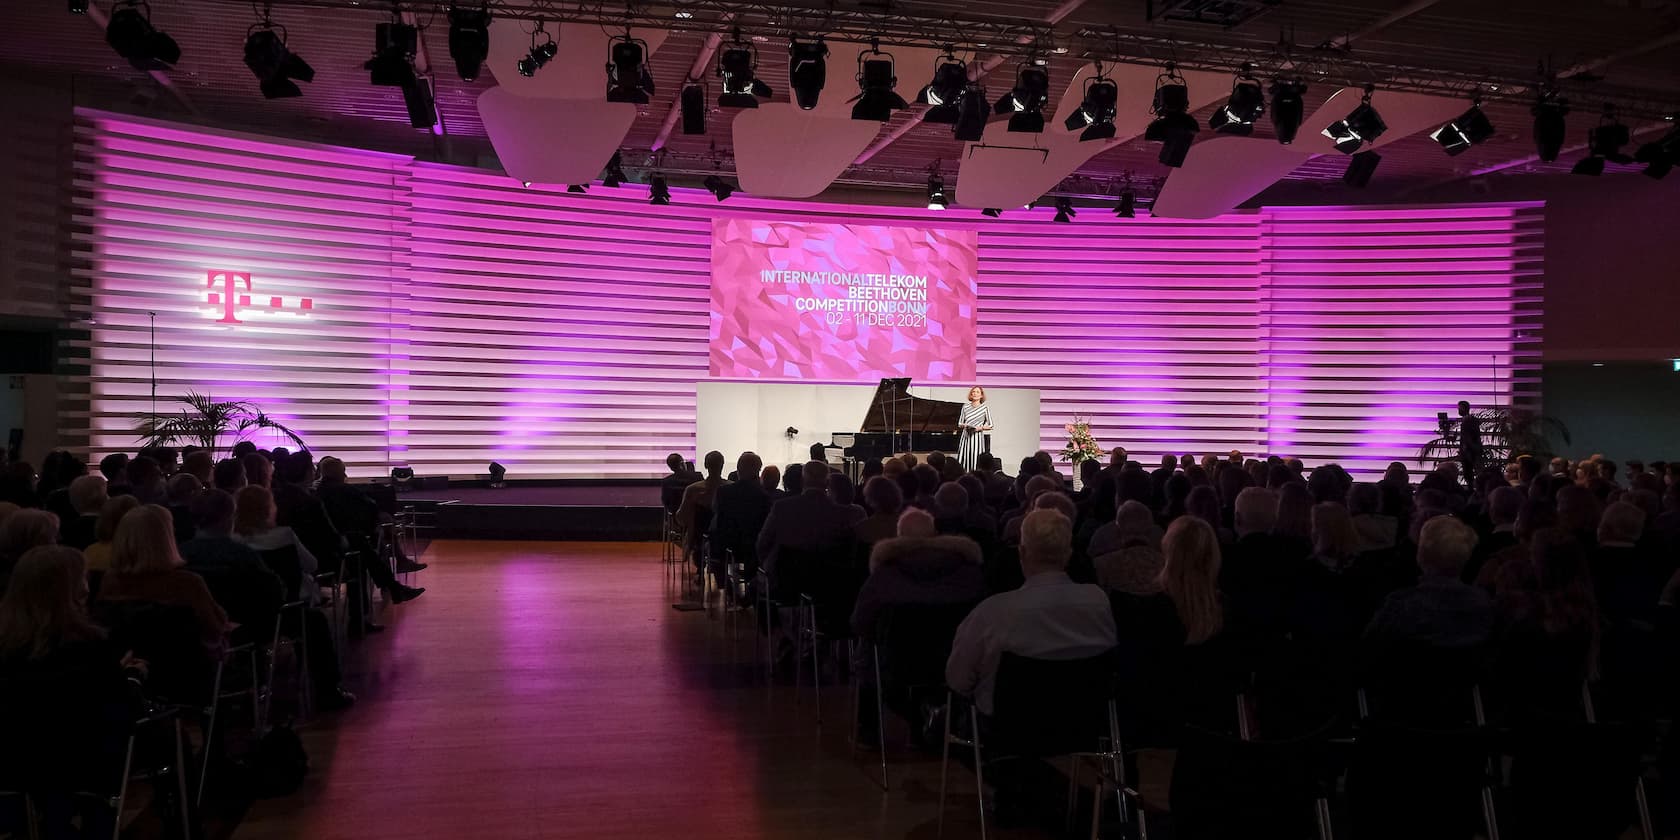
[298,614,313,720]
[971,711,987,840]
[196,660,224,807]
[938,693,953,839]
[247,647,261,733]
[111,733,135,840]
[1636,778,1655,840]
[873,647,888,791]
[794,606,804,701]
[1481,785,1500,840]
[1315,796,1334,840]
[172,719,194,840]
[812,633,823,726]
[1066,755,1080,832]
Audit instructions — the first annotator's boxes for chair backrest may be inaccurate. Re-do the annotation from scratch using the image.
[91,599,214,705]
[1170,722,1337,840]
[0,653,136,794]
[991,650,1117,757]
[1358,641,1488,726]
[773,542,853,602]
[873,601,978,688]
[258,544,305,602]
[1346,720,1495,840]
[1503,721,1650,840]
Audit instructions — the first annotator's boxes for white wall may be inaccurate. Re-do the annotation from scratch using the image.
[696,382,1041,469]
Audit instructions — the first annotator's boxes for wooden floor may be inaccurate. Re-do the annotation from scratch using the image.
[232,541,1063,840]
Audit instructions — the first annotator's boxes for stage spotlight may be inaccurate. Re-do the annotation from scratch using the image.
[488,461,507,487]
[366,21,418,85]
[567,184,588,193]
[401,76,436,129]
[926,174,948,210]
[1052,197,1076,224]
[994,63,1050,133]
[1210,64,1264,135]
[606,34,655,104]
[1573,105,1633,176]
[106,0,181,71]
[680,81,707,134]
[981,208,1003,218]
[718,37,771,108]
[1269,78,1307,144]
[917,51,969,124]
[703,174,735,201]
[789,37,828,110]
[1115,188,1136,218]
[1532,87,1570,162]
[446,5,490,82]
[953,84,990,141]
[602,151,627,187]
[1064,69,1119,141]
[243,24,314,99]
[850,46,908,121]
[1633,118,1680,180]
[1431,102,1495,156]
[390,466,414,487]
[516,24,557,77]
[649,174,671,205]
[1145,65,1198,167]
[1322,85,1386,154]
[1343,150,1381,187]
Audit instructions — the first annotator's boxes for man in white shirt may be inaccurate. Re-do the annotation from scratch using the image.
[946,508,1116,715]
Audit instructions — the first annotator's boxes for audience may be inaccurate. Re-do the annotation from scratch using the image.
[96,505,230,650]
[61,474,108,550]
[708,451,772,574]
[851,509,985,636]
[83,495,139,575]
[854,476,904,545]
[1089,501,1165,595]
[1364,517,1493,647]
[756,461,864,579]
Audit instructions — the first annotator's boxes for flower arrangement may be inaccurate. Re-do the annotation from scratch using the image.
[1059,415,1103,464]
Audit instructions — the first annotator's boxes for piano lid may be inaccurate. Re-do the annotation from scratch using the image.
[858,378,963,434]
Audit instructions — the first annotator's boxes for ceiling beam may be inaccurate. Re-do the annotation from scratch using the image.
[852,0,1091,166]
[86,2,201,118]
[1320,0,1446,51]
[1556,29,1680,82]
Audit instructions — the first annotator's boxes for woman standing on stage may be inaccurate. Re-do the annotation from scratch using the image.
[958,386,993,471]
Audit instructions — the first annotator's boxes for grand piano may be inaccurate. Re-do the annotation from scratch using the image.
[831,378,966,467]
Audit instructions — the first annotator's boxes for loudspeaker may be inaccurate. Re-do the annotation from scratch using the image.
[1343,150,1381,187]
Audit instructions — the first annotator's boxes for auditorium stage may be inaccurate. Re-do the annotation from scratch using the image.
[396,482,664,542]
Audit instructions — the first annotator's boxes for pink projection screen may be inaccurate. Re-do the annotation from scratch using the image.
[709,219,979,381]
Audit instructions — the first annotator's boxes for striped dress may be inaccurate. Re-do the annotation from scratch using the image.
[958,401,991,471]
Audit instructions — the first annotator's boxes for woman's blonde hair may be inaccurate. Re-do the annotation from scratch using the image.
[95,494,141,544]
[968,385,986,403]
[233,485,277,537]
[110,504,183,576]
[1310,502,1360,565]
[1159,516,1223,644]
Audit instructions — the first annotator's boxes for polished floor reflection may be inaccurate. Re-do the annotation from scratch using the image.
[232,540,1063,840]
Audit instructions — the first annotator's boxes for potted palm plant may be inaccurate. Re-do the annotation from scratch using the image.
[133,391,306,457]
[1416,405,1570,468]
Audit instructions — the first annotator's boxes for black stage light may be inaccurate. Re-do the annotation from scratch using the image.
[401,75,436,129]
[446,5,490,82]
[488,461,506,487]
[1634,118,1680,180]
[1571,154,1606,176]
[850,46,908,121]
[917,51,969,124]
[1532,88,1570,162]
[981,207,1003,218]
[926,174,948,210]
[1210,64,1264,135]
[1574,105,1633,176]
[1343,150,1381,187]
[704,174,735,201]
[391,466,414,487]
[1431,102,1495,156]
[1052,197,1076,224]
[606,35,655,104]
[70,0,89,13]
[366,21,418,86]
[602,151,627,187]
[567,184,588,193]
[1145,65,1198,167]
[1115,188,1136,218]
[244,24,314,99]
[953,84,990,141]
[516,25,557,78]
[649,174,671,205]
[681,81,707,134]
[1064,69,1119,141]
[1322,85,1386,154]
[106,1,181,71]
[718,38,771,108]
[789,37,828,110]
[1270,78,1307,144]
[994,63,1050,133]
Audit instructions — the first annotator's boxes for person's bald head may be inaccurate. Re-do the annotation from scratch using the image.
[896,508,936,539]
[801,460,829,491]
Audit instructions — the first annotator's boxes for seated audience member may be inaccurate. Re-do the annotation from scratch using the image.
[240,451,273,490]
[956,474,997,535]
[96,505,229,650]
[182,489,284,643]
[0,509,61,594]
[83,496,140,575]
[1222,487,1342,638]
[1090,501,1166,596]
[125,456,167,506]
[212,458,247,492]
[316,457,425,573]
[98,453,132,498]
[829,472,867,520]
[782,463,805,495]
[1492,528,1599,722]
[708,452,772,573]
[165,473,202,544]
[854,477,904,546]
[0,462,42,508]
[1555,484,1603,547]
[1347,483,1400,553]
[756,461,865,578]
[1001,474,1060,544]
[181,449,214,486]
[932,482,972,536]
[1271,482,1315,559]
[946,509,1115,715]
[231,485,321,600]
[1150,454,1178,508]
[61,475,108,550]
[851,509,985,637]
[1160,473,1192,523]
[1184,485,1234,545]
[677,450,730,567]
[230,441,257,460]
[1365,517,1491,648]
[1309,501,1360,573]
[908,464,941,511]
[660,453,698,515]
[761,465,784,501]
[286,455,423,628]
[1466,486,1523,583]
[809,442,830,464]
[1593,501,1662,626]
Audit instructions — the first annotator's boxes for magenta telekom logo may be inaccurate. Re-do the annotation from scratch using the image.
[205,270,314,324]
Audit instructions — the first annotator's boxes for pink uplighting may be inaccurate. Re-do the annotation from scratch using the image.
[76,112,1543,480]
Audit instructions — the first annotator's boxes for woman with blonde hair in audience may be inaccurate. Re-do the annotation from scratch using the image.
[0,509,60,595]
[1309,502,1360,572]
[1160,516,1225,645]
[83,495,140,574]
[232,485,321,604]
[96,504,229,649]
